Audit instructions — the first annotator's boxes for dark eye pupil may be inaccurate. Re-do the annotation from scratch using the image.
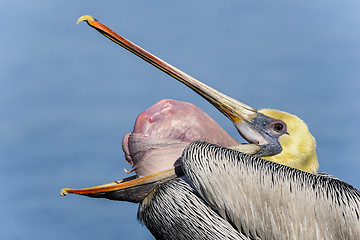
[274,123,284,131]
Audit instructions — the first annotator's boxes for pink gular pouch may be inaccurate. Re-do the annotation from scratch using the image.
[122,99,239,177]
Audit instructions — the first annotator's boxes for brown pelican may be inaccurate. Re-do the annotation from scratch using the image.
[61,15,360,239]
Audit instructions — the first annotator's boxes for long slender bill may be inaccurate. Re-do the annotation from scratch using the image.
[76,15,257,124]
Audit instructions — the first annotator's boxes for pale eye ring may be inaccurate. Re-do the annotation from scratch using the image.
[271,121,286,133]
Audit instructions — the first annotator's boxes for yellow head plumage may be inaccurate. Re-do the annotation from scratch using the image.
[258,109,318,174]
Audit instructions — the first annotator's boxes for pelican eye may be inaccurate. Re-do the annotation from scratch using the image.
[271,121,287,134]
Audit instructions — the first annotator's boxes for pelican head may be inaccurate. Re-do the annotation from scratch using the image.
[241,109,318,173]
[216,97,318,174]
[61,15,318,202]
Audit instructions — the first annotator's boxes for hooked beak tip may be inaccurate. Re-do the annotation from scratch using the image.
[60,188,69,196]
[77,15,97,25]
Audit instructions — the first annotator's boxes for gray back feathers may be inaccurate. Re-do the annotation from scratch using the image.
[138,177,249,240]
[182,141,360,239]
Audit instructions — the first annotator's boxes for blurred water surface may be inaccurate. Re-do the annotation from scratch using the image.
[1,1,360,239]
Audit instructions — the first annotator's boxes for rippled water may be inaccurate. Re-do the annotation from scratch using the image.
[2,1,360,239]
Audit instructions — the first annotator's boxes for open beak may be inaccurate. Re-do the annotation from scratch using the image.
[60,15,263,202]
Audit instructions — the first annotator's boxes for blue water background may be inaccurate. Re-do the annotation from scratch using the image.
[2,1,360,239]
